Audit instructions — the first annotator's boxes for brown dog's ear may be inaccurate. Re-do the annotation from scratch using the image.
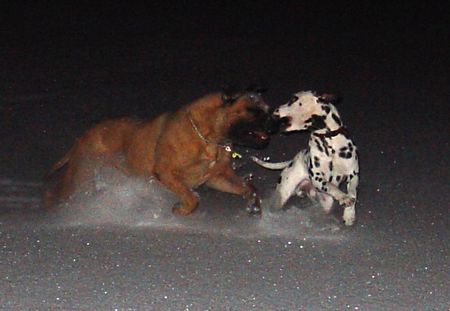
[222,92,241,105]
[221,85,242,105]
[318,93,341,105]
[246,85,268,94]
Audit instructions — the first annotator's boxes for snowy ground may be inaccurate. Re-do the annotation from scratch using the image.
[0,166,448,310]
[1,2,449,310]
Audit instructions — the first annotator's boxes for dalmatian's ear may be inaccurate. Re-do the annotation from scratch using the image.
[310,115,327,130]
[318,93,341,105]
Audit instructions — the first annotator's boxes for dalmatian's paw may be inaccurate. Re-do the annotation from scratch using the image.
[318,193,334,213]
[339,196,356,207]
[267,192,285,211]
[295,189,306,198]
[343,207,356,226]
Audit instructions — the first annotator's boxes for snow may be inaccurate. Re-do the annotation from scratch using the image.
[0,144,448,309]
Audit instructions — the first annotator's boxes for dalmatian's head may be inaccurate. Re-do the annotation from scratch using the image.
[274,91,341,132]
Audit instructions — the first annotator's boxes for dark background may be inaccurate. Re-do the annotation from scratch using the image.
[1,2,448,178]
[0,1,449,309]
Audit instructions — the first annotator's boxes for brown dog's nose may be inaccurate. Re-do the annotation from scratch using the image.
[260,132,269,140]
[251,130,269,140]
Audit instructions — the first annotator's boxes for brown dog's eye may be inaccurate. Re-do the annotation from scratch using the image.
[246,107,262,116]
[248,93,262,103]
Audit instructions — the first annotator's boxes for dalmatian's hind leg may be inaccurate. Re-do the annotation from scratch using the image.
[269,177,297,210]
[295,179,317,200]
[343,174,359,226]
[270,168,309,211]
[317,192,334,214]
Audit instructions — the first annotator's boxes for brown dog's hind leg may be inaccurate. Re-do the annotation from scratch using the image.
[42,163,77,208]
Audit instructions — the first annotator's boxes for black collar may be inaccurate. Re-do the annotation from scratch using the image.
[313,127,348,139]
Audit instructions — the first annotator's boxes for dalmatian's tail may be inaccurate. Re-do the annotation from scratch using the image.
[250,156,292,170]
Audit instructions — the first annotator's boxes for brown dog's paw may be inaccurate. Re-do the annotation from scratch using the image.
[245,197,262,216]
[246,206,262,216]
[172,204,194,216]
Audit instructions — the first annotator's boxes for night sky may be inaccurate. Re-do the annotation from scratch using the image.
[2,2,448,169]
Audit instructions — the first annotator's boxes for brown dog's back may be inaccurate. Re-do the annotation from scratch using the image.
[44,91,273,215]
[124,113,171,177]
[43,117,143,207]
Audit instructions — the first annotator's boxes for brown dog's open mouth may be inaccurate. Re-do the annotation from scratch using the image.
[228,122,271,149]
[249,130,269,141]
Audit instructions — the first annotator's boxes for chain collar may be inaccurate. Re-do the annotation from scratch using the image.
[188,114,232,152]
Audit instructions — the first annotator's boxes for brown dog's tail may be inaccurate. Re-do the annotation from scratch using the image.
[45,143,76,180]
[43,144,77,208]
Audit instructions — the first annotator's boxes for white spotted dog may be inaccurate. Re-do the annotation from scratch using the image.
[252,149,318,211]
[252,91,359,226]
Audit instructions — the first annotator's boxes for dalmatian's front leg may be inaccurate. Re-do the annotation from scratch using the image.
[312,179,352,206]
[342,174,359,226]
[313,179,356,225]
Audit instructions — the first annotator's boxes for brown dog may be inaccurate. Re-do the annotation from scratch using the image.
[44,88,279,215]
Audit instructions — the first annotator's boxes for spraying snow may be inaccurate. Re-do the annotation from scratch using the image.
[1,157,345,241]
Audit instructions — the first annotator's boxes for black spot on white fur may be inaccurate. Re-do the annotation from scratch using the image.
[315,142,324,153]
[310,115,326,130]
[314,156,320,167]
[339,151,353,159]
[323,143,329,156]
[321,105,331,114]
[331,113,342,126]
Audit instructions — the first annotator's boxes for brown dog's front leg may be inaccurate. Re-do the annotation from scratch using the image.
[206,166,261,215]
[156,172,199,216]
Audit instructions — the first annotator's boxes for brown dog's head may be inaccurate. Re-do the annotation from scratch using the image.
[223,86,281,149]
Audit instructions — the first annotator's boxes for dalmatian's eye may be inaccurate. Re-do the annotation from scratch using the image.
[288,96,299,106]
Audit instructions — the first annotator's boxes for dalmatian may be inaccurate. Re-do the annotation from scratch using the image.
[252,91,359,225]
